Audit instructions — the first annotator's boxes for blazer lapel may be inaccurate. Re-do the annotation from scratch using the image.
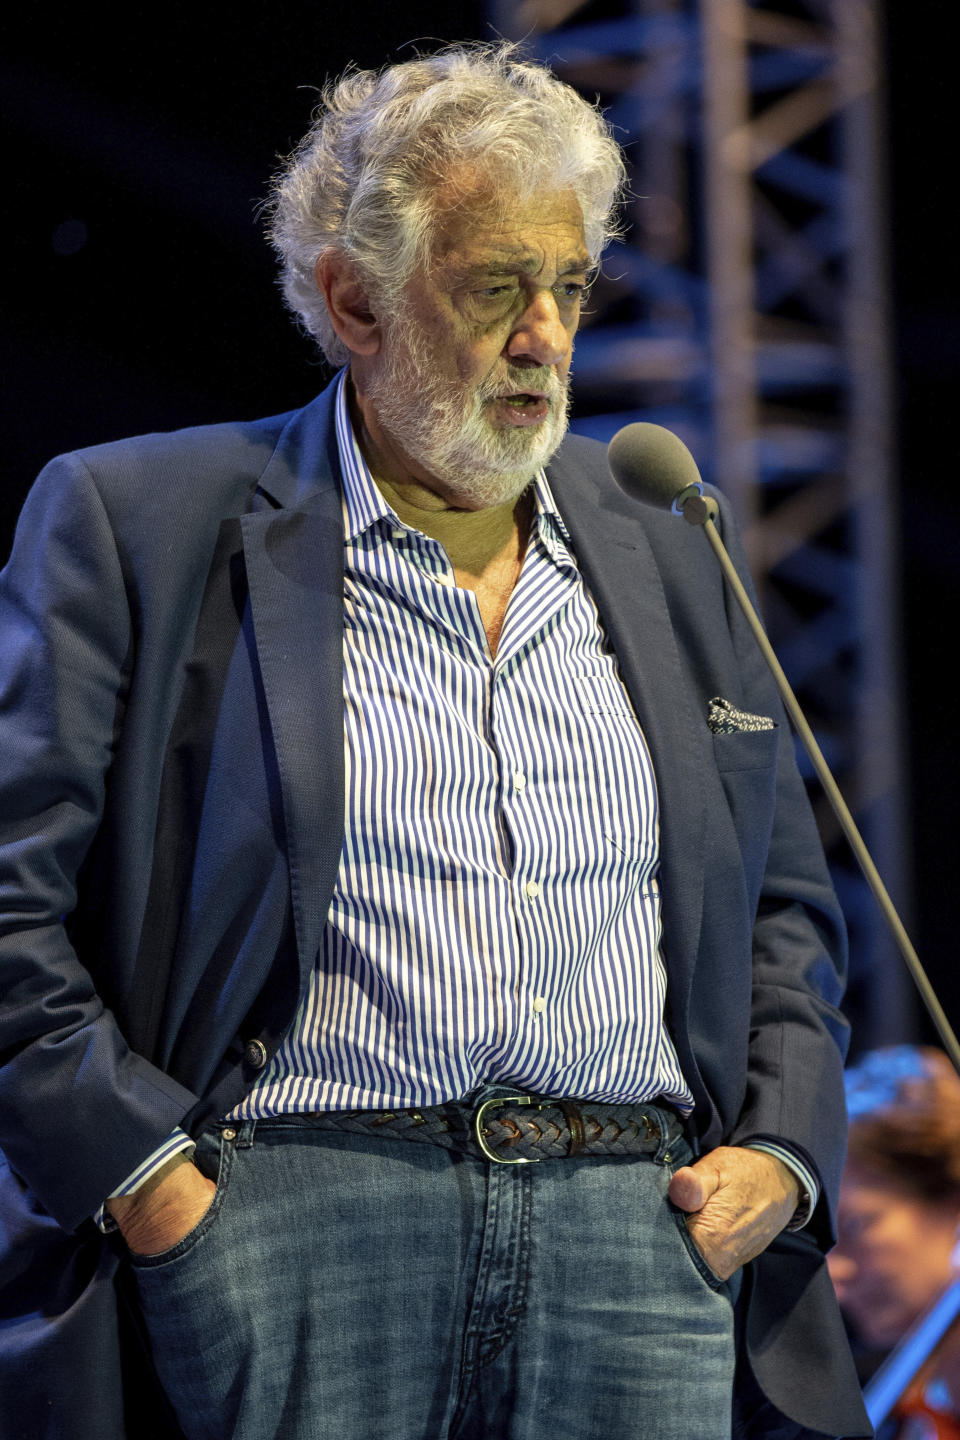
[240,388,346,985]
[546,440,709,1030]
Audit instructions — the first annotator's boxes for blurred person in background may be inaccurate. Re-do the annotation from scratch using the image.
[829,1045,960,1436]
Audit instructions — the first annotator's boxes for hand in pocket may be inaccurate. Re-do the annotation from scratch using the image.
[107,1153,217,1257]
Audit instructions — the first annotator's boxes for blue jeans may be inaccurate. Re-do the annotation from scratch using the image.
[130,1102,737,1439]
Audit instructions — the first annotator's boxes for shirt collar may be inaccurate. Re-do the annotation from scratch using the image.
[334,370,397,542]
[334,366,573,552]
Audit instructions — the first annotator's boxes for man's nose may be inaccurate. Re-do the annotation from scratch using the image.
[506,291,570,367]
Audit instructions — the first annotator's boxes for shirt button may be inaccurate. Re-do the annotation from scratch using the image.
[532,995,547,1014]
[391,528,406,541]
[524,880,541,899]
[513,771,526,791]
[244,1038,269,1070]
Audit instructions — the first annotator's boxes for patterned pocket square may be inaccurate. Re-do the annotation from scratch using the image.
[707,696,775,734]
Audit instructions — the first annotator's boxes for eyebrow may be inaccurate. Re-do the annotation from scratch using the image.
[453,254,594,282]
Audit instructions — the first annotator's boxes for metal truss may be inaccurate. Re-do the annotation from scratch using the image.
[492,0,911,1044]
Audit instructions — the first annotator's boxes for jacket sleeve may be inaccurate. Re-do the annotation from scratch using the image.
[0,454,198,1232]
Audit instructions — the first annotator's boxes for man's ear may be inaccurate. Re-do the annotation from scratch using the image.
[315,253,381,356]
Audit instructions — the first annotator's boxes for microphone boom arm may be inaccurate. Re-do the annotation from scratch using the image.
[683,493,960,1073]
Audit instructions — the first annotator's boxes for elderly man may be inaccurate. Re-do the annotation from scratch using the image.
[0,43,869,1440]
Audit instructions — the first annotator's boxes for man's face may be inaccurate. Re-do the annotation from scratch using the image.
[827,1165,960,1348]
[362,181,591,510]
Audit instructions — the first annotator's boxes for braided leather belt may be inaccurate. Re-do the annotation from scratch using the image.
[298,1094,685,1165]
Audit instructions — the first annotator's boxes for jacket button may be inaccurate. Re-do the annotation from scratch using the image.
[244,1038,269,1070]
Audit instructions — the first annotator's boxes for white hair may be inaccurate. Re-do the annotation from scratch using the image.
[266,42,626,364]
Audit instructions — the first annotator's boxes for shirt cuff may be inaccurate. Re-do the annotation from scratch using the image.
[742,1139,819,1231]
[94,1129,196,1233]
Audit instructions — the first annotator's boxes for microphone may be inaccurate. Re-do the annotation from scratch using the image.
[604,419,960,1075]
[606,422,704,516]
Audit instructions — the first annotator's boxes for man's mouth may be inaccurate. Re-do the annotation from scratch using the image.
[490,390,551,426]
[501,390,548,407]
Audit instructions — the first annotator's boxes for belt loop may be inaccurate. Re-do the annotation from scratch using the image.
[234,1119,256,1150]
[651,1106,685,1165]
[558,1100,586,1157]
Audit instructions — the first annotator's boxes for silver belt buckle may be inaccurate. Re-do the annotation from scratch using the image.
[473,1094,542,1164]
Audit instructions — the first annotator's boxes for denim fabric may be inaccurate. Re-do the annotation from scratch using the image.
[130,1102,737,1440]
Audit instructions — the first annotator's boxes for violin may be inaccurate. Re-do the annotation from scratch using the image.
[864,1279,960,1439]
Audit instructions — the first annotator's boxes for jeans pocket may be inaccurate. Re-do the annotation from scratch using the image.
[129,1131,233,1271]
[668,1198,728,1292]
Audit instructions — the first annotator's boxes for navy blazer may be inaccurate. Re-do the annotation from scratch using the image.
[0,379,870,1437]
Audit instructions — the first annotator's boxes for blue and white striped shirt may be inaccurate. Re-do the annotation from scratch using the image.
[232,372,693,1116]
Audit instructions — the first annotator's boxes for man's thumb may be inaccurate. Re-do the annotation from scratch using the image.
[667,1161,720,1213]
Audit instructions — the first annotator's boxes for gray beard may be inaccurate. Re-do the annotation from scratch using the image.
[365,329,571,510]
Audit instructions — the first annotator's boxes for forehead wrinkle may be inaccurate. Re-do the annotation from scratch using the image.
[426,181,588,280]
[440,244,593,286]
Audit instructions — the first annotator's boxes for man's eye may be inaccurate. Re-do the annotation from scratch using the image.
[555,282,585,300]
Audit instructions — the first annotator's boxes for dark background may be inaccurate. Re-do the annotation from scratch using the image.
[2,4,957,1047]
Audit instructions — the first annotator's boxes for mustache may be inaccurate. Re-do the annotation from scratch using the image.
[478,367,567,403]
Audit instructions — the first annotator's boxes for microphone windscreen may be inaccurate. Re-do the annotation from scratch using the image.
[607,422,704,510]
